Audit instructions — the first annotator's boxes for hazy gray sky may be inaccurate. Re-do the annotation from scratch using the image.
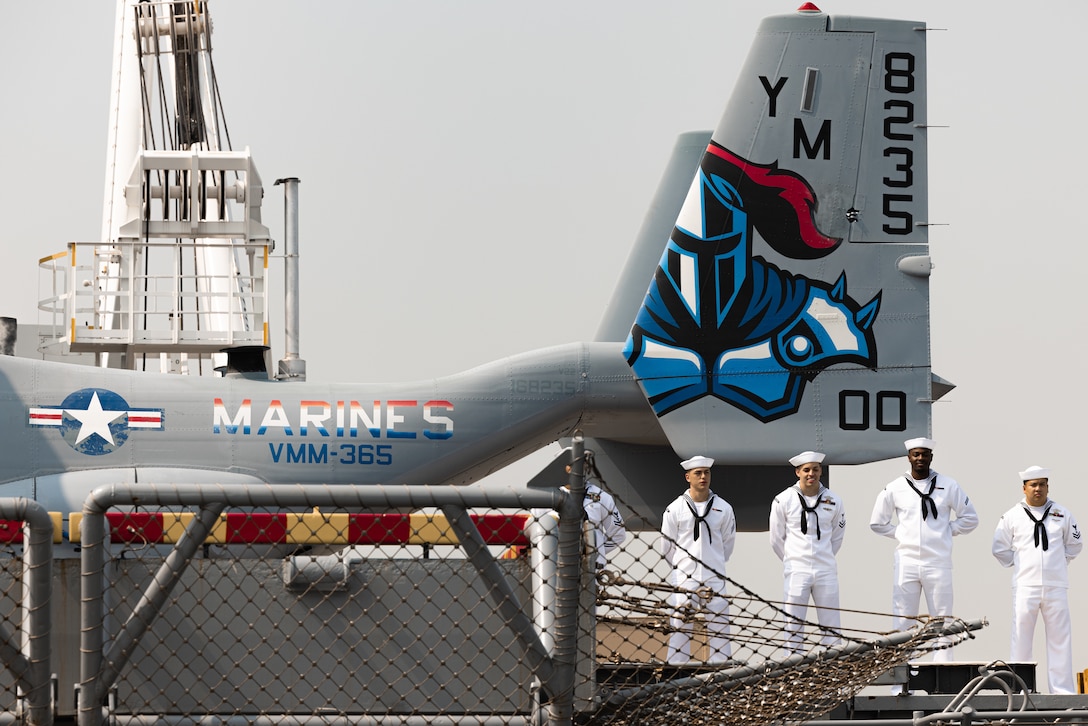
[2,0,1087,672]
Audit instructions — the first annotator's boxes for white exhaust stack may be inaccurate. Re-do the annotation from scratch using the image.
[276,177,306,382]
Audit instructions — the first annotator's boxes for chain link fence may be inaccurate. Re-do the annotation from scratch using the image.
[0,554,23,721]
[0,467,980,726]
[86,510,551,719]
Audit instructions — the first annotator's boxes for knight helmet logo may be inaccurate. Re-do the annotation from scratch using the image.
[624,142,881,423]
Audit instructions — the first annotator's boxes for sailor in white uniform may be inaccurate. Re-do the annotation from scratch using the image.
[869,437,978,662]
[533,452,628,569]
[660,455,736,663]
[769,451,846,654]
[573,479,627,570]
[992,466,1082,694]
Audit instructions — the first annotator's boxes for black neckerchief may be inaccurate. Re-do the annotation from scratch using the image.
[905,475,939,520]
[1022,504,1053,550]
[797,488,823,540]
[685,493,715,543]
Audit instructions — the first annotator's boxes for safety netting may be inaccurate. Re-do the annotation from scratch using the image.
[574,443,979,725]
[588,563,974,725]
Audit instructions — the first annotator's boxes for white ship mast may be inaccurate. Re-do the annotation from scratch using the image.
[41,0,271,374]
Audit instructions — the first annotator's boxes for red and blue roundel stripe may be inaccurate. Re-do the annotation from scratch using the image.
[28,388,164,455]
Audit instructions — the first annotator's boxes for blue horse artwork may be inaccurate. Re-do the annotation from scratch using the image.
[624,142,882,423]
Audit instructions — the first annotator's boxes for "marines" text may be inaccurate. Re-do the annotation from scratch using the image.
[212,398,454,439]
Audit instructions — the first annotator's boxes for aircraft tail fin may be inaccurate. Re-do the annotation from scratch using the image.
[606,7,946,466]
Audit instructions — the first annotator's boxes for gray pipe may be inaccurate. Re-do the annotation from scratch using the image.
[805,708,1088,726]
[82,484,561,513]
[0,499,54,726]
[275,177,306,381]
[528,511,559,653]
[545,437,585,725]
[111,716,532,726]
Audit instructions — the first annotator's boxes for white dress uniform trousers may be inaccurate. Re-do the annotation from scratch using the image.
[870,471,978,661]
[993,498,1082,693]
[769,484,846,654]
[660,492,736,663]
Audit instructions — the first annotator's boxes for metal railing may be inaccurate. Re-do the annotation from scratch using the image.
[73,483,579,726]
[38,240,269,355]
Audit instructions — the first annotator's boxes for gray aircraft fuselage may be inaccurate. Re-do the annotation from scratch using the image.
[1,9,945,532]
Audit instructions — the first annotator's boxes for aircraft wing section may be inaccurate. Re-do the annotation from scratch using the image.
[623,8,942,465]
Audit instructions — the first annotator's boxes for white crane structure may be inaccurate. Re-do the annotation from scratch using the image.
[39,0,271,374]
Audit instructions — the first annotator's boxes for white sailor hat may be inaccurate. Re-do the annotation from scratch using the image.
[1019,465,1051,482]
[681,455,715,470]
[904,437,936,451]
[789,451,825,467]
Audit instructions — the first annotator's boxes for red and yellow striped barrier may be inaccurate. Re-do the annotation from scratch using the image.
[0,511,530,547]
[0,513,65,544]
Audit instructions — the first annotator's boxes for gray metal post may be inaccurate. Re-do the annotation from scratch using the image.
[545,437,585,726]
[0,500,54,726]
[78,502,108,726]
[21,502,53,726]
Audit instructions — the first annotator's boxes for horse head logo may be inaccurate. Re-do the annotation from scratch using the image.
[625,142,882,423]
[775,274,880,370]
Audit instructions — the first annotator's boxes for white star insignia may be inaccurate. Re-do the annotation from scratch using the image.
[66,391,124,445]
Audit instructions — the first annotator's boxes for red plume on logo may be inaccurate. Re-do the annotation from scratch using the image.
[704,143,840,260]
